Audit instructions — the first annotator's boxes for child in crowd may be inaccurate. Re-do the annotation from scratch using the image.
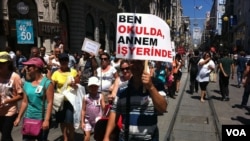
[81,76,105,141]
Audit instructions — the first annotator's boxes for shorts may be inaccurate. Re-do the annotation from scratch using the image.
[199,82,209,91]
[55,101,74,123]
[83,118,95,132]
[174,71,182,81]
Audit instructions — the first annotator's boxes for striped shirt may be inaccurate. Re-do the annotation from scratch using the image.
[111,78,164,140]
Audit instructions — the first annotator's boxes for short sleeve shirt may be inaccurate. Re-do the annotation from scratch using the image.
[23,77,51,119]
[0,72,23,116]
[51,69,78,93]
[97,66,117,92]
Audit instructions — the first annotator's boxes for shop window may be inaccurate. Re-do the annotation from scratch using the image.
[86,14,94,40]
[99,19,106,50]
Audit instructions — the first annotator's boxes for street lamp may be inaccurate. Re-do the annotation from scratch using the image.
[223,16,229,22]
[222,16,230,49]
[166,19,171,25]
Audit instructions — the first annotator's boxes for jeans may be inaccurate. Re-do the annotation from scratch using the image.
[241,83,250,106]
[237,71,243,86]
[189,71,198,93]
[219,73,230,99]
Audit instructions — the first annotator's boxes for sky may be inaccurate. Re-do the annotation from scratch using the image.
[181,0,213,31]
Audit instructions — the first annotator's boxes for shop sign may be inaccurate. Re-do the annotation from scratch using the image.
[16,2,29,15]
[16,20,34,44]
[38,22,62,37]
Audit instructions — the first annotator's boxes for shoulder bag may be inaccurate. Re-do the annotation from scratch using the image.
[53,75,70,112]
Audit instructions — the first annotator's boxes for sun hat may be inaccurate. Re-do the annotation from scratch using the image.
[22,57,44,68]
[0,51,11,63]
[88,76,100,86]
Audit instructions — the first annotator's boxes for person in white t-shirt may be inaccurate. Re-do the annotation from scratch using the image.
[40,46,50,64]
[96,53,118,103]
[48,47,61,74]
[196,52,215,102]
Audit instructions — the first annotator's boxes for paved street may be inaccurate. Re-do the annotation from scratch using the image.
[11,69,250,141]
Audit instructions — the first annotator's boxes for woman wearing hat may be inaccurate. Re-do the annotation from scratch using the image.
[14,57,54,141]
[51,53,80,141]
[0,51,23,141]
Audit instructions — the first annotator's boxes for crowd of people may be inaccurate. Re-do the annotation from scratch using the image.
[188,49,249,107]
[0,43,170,141]
[1,41,250,141]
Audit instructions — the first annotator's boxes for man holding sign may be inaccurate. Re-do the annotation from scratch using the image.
[103,13,170,141]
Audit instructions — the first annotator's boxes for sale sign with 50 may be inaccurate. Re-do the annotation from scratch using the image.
[16,20,34,44]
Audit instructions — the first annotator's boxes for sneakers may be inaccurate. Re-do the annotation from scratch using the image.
[221,97,230,101]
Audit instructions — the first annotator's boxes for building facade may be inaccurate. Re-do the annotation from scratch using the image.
[1,0,184,57]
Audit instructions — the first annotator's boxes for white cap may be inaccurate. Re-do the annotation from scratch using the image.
[88,76,100,86]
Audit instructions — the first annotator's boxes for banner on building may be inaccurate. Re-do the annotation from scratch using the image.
[193,27,201,40]
[116,13,172,62]
[16,20,34,44]
[81,38,101,56]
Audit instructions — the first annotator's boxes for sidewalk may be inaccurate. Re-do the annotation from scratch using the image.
[159,70,250,141]
[160,69,219,141]
[207,75,250,140]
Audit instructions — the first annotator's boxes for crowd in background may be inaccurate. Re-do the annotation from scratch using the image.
[1,39,250,140]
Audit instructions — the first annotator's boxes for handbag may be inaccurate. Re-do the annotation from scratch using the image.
[22,78,48,136]
[22,118,43,136]
[53,93,65,112]
[53,76,70,112]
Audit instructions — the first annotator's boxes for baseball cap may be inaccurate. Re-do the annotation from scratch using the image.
[0,51,11,63]
[88,76,100,86]
[22,57,44,68]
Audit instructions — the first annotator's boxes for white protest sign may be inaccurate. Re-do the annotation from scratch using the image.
[116,13,172,62]
[81,38,101,56]
[171,41,176,57]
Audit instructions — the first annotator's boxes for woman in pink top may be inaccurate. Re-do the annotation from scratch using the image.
[0,51,23,141]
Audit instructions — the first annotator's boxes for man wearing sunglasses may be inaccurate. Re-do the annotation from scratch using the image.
[103,59,167,141]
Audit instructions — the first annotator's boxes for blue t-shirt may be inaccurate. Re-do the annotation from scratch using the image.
[23,77,51,119]
[237,56,247,72]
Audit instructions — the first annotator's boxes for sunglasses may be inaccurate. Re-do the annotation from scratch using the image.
[101,58,108,61]
[120,67,130,71]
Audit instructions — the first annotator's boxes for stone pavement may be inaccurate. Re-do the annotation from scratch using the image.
[10,70,250,141]
[158,69,250,141]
